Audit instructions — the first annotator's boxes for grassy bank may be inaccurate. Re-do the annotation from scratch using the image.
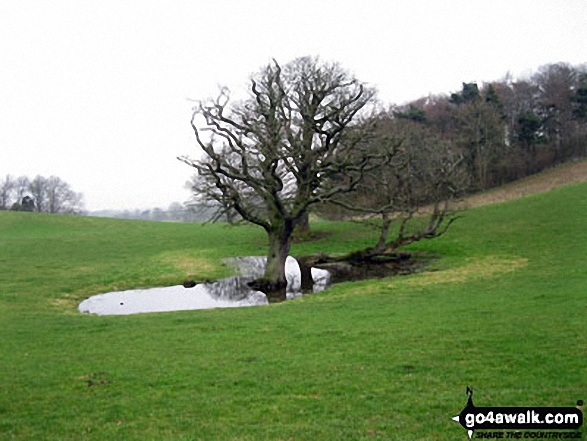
[1,182,586,440]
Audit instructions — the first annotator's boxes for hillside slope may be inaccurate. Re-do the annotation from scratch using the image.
[460,158,587,209]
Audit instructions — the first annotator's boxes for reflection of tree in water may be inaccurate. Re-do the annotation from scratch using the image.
[201,276,259,302]
[226,256,266,278]
[200,274,288,304]
[204,256,331,304]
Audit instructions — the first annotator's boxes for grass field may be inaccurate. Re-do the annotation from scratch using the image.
[1,181,586,440]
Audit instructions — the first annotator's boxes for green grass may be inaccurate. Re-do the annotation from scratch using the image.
[1,183,586,440]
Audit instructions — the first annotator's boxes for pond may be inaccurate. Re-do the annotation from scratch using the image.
[78,253,430,316]
[78,256,331,316]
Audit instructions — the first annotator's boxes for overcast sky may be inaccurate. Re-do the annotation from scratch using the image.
[1,0,586,211]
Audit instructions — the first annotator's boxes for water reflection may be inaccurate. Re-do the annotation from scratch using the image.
[78,256,330,315]
[225,256,331,299]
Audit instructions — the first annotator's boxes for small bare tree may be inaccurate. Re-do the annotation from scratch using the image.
[44,176,84,214]
[14,176,30,202]
[328,117,468,260]
[0,175,15,210]
[180,57,384,292]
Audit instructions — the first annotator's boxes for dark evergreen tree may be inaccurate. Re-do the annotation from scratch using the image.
[573,74,587,119]
[394,105,426,123]
[450,83,480,105]
[517,112,544,149]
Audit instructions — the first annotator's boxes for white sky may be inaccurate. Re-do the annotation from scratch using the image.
[1,0,586,211]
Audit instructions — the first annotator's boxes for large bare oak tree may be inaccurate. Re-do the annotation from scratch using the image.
[179,57,382,293]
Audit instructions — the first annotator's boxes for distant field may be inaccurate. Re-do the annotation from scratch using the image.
[0,180,586,440]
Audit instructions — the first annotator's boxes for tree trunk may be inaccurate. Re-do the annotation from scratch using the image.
[253,222,293,297]
[347,213,392,261]
[298,258,314,291]
[373,212,391,254]
[294,211,311,236]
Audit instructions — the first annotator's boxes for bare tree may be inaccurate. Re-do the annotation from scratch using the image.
[0,175,15,210]
[45,176,74,213]
[533,63,580,161]
[28,175,47,212]
[45,176,63,214]
[454,92,506,190]
[328,117,468,259]
[14,176,30,202]
[180,57,383,292]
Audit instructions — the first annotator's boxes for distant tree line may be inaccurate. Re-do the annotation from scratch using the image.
[90,202,212,222]
[389,62,587,191]
[0,175,85,214]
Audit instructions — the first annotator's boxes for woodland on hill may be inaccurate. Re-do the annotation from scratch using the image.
[389,62,587,192]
